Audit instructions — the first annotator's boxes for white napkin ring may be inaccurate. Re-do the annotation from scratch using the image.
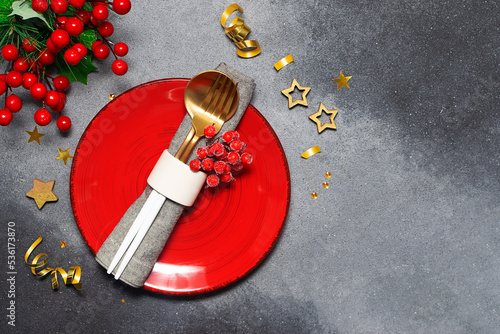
[147,150,206,206]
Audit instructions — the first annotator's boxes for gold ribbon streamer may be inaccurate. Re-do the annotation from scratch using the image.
[274,54,295,71]
[301,146,321,159]
[25,234,82,290]
[221,3,261,58]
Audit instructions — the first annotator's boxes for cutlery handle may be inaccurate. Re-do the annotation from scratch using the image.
[174,126,201,163]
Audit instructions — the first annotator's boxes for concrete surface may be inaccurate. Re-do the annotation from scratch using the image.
[1,0,498,333]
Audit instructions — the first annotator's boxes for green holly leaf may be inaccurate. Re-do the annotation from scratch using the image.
[9,1,50,28]
[75,29,97,50]
[55,55,97,85]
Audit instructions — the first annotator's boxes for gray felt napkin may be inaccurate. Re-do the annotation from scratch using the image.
[96,63,255,288]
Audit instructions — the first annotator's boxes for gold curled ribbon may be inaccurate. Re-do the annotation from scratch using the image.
[274,54,294,71]
[301,145,321,159]
[221,3,261,58]
[25,234,82,290]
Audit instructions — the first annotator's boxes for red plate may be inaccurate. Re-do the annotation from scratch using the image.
[70,78,290,295]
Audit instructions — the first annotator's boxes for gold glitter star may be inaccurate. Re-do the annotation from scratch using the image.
[309,103,338,133]
[60,240,67,248]
[109,94,116,100]
[26,179,59,209]
[26,126,45,145]
[322,182,330,189]
[281,78,311,108]
[325,171,332,178]
[56,148,73,166]
[121,299,125,303]
[311,192,318,199]
[332,71,351,90]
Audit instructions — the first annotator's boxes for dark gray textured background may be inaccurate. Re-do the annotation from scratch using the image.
[1,0,499,333]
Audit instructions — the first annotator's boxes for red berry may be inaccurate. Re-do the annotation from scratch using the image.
[201,158,214,171]
[31,0,49,13]
[72,43,87,58]
[241,153,253,165]
[51,29,70,48]
[227,151,240,165]
[6,71,22,88]
[30,83,48,100]
[114,42,128,57]
[0,80,6,94]
[56,115,71,131]
[75,9,90,23]
[64,48,81,65]
[220,172,233,183]
[51,0,69,14]
[209,142,226,158]
[65,17,84,36]
[196,147,208,159]
[222,131,234,143]
[0,74,6,81]
[93,43,110,60]
[44,91,61,108]
[204,124,217,138]
[45,38,60,53]
[56,16,68,28]
[53,75,69,91]
[232,163,243,171]
[38,49,55,65]
[34,108,52,126]
[13,57,30,72]
[91,40,103,51]
[224,164,231,173]
[0,109,13,126]
[57,92,66,102]
[206,174,220,187]
[229,139,245,152]
[112,0,131,15]
[5,94,22,113]
[87,11,98,27]
[93,4,109,21]
[111,59,128,76]
[214,161,228,175]
[98,21,114,37]
[22,38,37,52]
[232,131,240,140]
[1,44,18,61]
[22,73,38,89]
[51,98,65,112]
[189,159,201,171]
[69,0,85,8]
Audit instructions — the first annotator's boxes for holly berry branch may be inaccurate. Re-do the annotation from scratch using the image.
[0,0,131,130]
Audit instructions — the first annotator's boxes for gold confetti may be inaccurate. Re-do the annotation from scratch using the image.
[333,71,351,90]
[221,4,261,58]
[109,94,116,100]
[281,78,311,109]
[60,241,67,248]
[25,234,82,290]
[311,192,318,199]
[309,103,338,133]
[26,126,45,145]
[26,179,59,209]
[55,147,73,166]
[325,171,332,178]
[322,182,330,189]
[301,146,321,159]
[274,54,294,71]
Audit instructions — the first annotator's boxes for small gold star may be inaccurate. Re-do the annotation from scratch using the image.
[311,192,318,199]
[325,171,332,178]
[309,103,338,133]
[26,126,45,145]
[56,147,73,166]
[281,78,311,108]
[332,71,351,90]
[109,94,116,100]
[26,179,59,209]
[60,240,67,248]
[322,182,330,189]
[121,299,125,303]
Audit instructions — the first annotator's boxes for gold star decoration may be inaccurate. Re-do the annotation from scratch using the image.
[121,299,125,303]
[281,78,311,108]
[311,192,318,199]
[26,126,45,145]
[26,179,59,209]
[309,103,338,133]
[60,240,67,248]
[109,93,116,100]
[55,147,73,166]
[325,171,332,178]
[333,71,351,90]
[322,182,330,189]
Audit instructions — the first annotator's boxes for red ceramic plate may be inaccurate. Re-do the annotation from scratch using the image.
[70,78,290,295]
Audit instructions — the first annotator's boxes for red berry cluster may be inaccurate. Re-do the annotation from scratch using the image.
[189,125,253,187]
[0,0,131,128]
